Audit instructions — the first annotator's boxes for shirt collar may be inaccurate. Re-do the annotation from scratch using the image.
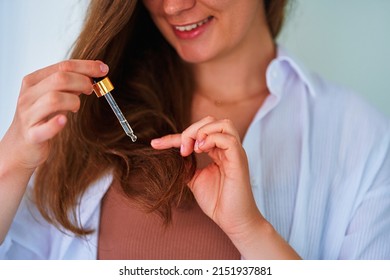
[266,45,317,98]
[247,46,317,125]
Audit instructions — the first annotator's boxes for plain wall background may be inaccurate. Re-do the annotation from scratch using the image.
[278,0,390,116]
[1,0,389,138]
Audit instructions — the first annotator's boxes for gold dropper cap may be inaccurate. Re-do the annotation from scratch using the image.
[92,77,114,97]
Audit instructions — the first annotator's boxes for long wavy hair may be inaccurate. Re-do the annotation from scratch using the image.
[33,0,288,235]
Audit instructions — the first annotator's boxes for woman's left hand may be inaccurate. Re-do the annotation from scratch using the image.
[151,116,263,237]
[151,116,301,259]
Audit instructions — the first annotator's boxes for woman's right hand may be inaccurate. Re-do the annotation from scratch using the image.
[1,59,109,171]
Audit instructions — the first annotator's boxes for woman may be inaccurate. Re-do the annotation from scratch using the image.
[0,0,389,259]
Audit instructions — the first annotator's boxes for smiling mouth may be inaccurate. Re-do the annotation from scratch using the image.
[174,16,213,32]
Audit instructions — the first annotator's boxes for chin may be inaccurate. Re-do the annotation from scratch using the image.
[176,47,215,64]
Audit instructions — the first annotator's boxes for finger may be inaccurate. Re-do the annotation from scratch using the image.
[28,71,95,102]
[201,133,250,181]
[27,114,67,144]
[18,71,95,111]
[198,133,244,162]
[21,59,109,90]
[180,116,216,156]
[151,134,182,149]
[194,119,240,146]
[24,91,81,127]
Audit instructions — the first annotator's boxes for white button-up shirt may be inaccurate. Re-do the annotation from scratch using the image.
[1,47,389,259]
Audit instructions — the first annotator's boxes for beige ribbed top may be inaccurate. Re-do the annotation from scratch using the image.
[98,180,240,260]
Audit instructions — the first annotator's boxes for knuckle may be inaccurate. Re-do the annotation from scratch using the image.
[226,134,240,146]
[46,91,61,109]
[21,74,34,88]
[52,71,69,86]
[221,118,233,125]
[89,61,99,73]
[82,60,100,77]
[196,127,208,138]
[204,115,216,122]
[17,93,29,108]
[58,60,73,72]
[181,128,193,141]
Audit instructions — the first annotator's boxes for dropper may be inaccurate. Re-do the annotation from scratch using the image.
[92,77,137,142]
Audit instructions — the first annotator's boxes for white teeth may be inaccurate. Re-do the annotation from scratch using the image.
[175,17,211,32]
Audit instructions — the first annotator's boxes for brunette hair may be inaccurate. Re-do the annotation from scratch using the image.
[33,0,289,235]
[264,0,288,38]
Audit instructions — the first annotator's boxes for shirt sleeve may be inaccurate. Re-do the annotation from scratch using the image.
[338,125,390,259]
[0,173,110,259]
[0,181,52,260]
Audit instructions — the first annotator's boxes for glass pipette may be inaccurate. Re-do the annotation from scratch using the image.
[92,77,137,142]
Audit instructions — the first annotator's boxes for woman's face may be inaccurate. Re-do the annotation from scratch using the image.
[142,0,266,64]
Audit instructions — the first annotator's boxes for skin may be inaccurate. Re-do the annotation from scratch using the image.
[0,60,108,243]
[0,0,300,259]
[143,0,266,64]
[145,0,301,259]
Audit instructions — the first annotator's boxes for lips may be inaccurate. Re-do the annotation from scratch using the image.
[172,16,213,39]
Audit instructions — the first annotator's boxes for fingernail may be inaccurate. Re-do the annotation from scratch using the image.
[151,138,161,146]
[198,140,205,147]
[180,144,185,154]
[100,63,109,73]
[57,115,67,126]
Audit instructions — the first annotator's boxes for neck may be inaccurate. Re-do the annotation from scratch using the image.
[192,26,275,101]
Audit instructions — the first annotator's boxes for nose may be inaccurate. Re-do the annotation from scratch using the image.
[163,0,196,16]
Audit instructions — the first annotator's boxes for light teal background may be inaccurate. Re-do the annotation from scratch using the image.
[278,0,390,117]
[1,0,389,137]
